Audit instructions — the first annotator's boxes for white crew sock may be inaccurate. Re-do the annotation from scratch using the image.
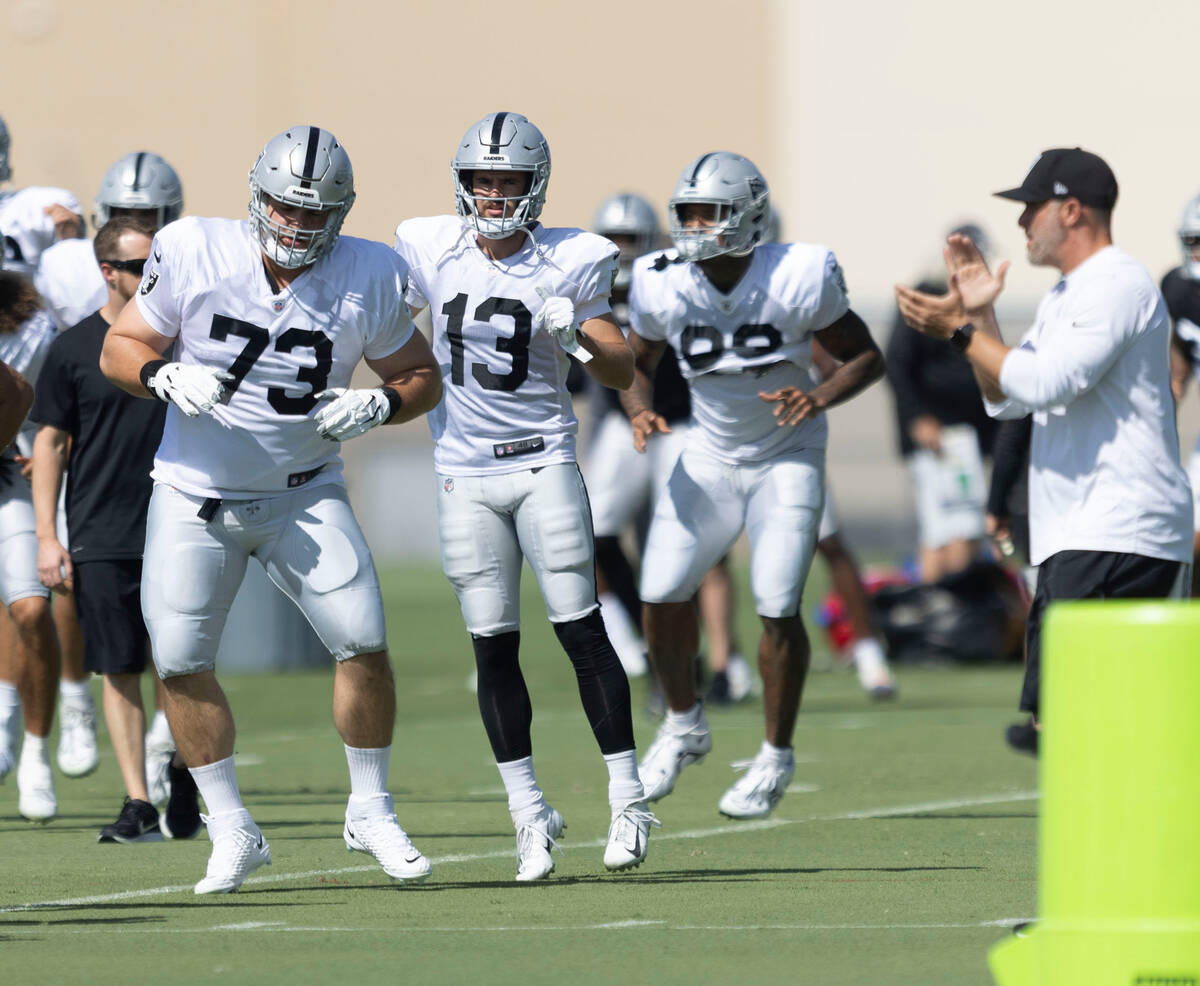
[851,637,889,676]
[496,755,543,821]
[757,740,792,765]
[0,681,19,718]
[189,755,245,815]
[344,744,390,797]
[603,749,644,809]
[665,703,702,732]
[21,732,49,763]
[58,677,93,707]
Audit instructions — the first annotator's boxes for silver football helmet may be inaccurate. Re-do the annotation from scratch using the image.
[93,152,184,231]
[248,125,355,269]
[1178,193,1200,280]
[593,193,659,289]
[451,112,550,239]
[0,115,11,183]
[668,152,770,262]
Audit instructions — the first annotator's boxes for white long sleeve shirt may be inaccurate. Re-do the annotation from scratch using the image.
[984,246,1193,566]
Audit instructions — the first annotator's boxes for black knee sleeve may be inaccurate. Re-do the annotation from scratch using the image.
[594,536,641,625]
[553,610,635,755]
[472,631,532,762]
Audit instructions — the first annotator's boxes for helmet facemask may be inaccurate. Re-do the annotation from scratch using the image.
[249,184,352,269]
[452,163,548,240]
[247,126,355,270]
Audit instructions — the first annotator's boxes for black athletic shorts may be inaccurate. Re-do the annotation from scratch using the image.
[74,559,151,675]
[1020,550,1189,715]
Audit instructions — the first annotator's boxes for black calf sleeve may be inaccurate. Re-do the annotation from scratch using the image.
[552,610,635,755]
[594,536,641,625]
[472,631,532,762]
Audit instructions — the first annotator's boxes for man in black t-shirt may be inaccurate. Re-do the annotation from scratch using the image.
[29,216,200,843]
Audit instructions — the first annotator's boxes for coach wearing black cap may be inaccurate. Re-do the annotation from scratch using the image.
[895,147,1193,754]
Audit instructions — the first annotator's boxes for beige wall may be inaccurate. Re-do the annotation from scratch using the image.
[5,0,768,247]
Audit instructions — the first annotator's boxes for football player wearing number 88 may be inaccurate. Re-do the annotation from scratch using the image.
[393,111,659,881]
[100,126,443,893]
[624,151,885,819]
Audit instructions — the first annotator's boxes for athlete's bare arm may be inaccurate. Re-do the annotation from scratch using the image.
[364,328,442,423]
[577,312,634,390]
[619,330,671,452]
[100,299,171,397]
[0,359,33,451]
[759,309,884,427]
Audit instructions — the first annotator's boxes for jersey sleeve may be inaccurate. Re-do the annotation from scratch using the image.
[811,249,851,329]
[133,227,184,338]
[392,222,429,311]
[362,251,417,360]
[28,336,76,432]
[627,261,669,341]
[572,242,620,323]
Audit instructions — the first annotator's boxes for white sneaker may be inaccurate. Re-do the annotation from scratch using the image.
[717,750,795,819]
[0,702,20,783]
[852,638,897,701]
[603,800,659,871]
[17,746,57,821]
[344,794,431,883]
[638,711,712,802]
[725,653,754,702]
[194,809,271,894]
[514,803,565,882]
[57,701,99,778]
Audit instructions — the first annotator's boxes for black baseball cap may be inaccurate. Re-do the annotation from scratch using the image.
[994,148,1118,210]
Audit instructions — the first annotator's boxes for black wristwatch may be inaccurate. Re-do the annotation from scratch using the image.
[950,322,976,352]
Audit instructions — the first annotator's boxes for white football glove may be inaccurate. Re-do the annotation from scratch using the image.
[147,362,234,417]
[534,289,593,363]
[313,387,392,441]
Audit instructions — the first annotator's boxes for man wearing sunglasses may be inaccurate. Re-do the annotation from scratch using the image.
[28,216,202,843]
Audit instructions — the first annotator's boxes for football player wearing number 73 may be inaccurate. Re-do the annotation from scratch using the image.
[99,126,443,894]
[393,111,659,883]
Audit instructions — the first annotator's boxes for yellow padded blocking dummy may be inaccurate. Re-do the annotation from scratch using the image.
[990,601,1200,985]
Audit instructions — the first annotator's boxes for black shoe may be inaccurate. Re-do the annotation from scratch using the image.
[98,798,163,843]
[161,761,202,839]
[1005,718,1039,757]
[705,670,733,707]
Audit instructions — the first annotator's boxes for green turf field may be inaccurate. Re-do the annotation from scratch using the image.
[0,565,1037,985]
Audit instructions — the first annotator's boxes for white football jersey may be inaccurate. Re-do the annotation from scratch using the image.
[0,307,56,456]
[136,217,415,499]
[35,237,105,331]
[629,242,849,463]
[0,187,83,273]
[393,216,618,475]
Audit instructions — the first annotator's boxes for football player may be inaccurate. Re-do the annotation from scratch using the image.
[393,112,657,881]
[1162,192,1200,596]
[625,152,884,818]
[101,126,443,893]
[0,242,63,820]
[0,114,84,274]
[37,152,184,331]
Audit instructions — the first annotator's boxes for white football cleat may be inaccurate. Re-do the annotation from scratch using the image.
[717,749,795,820]
[514,803,565,882]
[603,800,659,871]
[57,701,99,778]
[17,747,57,822]
[194,809,271,894]
[638,710,712,802]
[344,794,431,883]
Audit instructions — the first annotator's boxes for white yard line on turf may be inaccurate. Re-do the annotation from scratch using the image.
[0,789,1037,914]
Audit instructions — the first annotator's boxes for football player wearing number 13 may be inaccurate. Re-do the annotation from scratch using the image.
[626,152,885,819]
[393,111,658,881]
[99,126,443,894]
